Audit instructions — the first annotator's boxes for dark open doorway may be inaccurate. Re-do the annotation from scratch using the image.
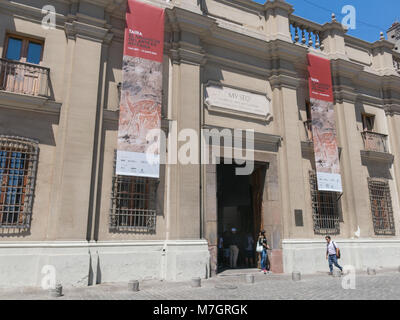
[216,161,267,272]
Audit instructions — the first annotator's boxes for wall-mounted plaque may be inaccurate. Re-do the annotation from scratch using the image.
[204,84,272,121]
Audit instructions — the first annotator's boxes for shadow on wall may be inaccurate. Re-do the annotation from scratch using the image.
[0,108,57,146]
[0,108,57,237]
[88,252,102,286]
[361,158,393,180]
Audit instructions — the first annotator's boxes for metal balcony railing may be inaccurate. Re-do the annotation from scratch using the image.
[361,131,388,153]
[303,120,313,142]
[0,58,50,97]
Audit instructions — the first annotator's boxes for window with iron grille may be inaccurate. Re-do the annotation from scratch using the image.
[309,171,340,235]
[368,178,395,235]
[110,155,158,233]
[0,136,38,231]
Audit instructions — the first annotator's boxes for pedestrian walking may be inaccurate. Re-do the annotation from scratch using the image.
[325,235,343,275]
[258,230,271,274]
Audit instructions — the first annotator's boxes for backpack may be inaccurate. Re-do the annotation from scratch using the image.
[327,241,341,259]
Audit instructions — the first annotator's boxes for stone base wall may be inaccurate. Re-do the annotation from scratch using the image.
[282,239,400,274]
[0,240,210,288]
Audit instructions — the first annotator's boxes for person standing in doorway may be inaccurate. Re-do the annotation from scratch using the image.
[222,231,230,267]
[325,236,343,275]
[229,228,240,268]
[258,230,271,274]
[244,232,255,268]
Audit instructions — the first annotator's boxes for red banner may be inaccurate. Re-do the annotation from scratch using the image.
[124,0,164,62]
[307,54,342,192]
[308,54,333,102]
[116,0,164,177]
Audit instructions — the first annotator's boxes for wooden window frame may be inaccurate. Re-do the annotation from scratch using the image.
[361,113,376,132]
[3,33,44,65]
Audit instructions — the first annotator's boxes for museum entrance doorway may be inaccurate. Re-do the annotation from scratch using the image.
[216,161,266,272]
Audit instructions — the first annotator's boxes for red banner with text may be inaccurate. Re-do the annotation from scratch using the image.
[116,0,164,177]
[308,54,342,192]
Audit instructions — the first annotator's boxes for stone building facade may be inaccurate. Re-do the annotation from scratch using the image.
[387,21,400,52]
[0,0,400,288]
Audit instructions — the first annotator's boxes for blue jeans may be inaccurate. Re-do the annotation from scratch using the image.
[261,249,269,270]
[328,254,343,273]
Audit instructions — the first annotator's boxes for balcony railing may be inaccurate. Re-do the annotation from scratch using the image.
[393,53,400,74]
[304,120,313,141]
[361,131,388,153]
[0,58,50,97]
[289,15,324,50]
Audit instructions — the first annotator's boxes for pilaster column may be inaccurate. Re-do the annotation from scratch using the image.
[371,38,398,76]
[167,29,205,240]
[47,19,112,240]
[321,15,348,60]
[269,76,306,239]
[264,0,294,42]
[334,98,361,238]
[385,105,400,208]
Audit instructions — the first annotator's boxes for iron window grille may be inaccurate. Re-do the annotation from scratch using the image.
[0,135,38,231]
[367,178,395,236]
[309,171,340,235]
[110,152,158,233]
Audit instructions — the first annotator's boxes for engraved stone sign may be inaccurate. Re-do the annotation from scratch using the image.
[205,84,272,120]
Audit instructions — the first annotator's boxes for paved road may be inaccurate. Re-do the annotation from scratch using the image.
[1,269,399,300]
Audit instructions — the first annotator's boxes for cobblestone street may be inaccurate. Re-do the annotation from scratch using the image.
[1,269,400,300]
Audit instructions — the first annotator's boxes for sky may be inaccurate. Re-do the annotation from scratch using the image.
[253,0,400,43]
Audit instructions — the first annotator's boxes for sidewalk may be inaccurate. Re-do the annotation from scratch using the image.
[1,268,399,300]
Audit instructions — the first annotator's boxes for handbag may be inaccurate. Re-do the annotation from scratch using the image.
[256,239,263,253]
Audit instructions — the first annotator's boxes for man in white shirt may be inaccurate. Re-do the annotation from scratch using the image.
[325,236,343,275]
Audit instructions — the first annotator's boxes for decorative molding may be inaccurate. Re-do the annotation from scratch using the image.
[384,104,400,116]
[202,124,282,153]
[0,239,209,248]
[268,74,302,90]
[282,239,400,244]
[64,20,113,43]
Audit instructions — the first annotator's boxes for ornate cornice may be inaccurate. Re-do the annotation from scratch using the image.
[384,104,400,117]
[263,0,294,15]
[64,20,113,43]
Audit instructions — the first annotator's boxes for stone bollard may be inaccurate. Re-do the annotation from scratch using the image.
[128,280,140,292]
[332,269,342,277]
[367,268,376,275]
[48,283,63,298]
[292,271,301,281]
[191,277,201,288]
[245,274,255,284]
